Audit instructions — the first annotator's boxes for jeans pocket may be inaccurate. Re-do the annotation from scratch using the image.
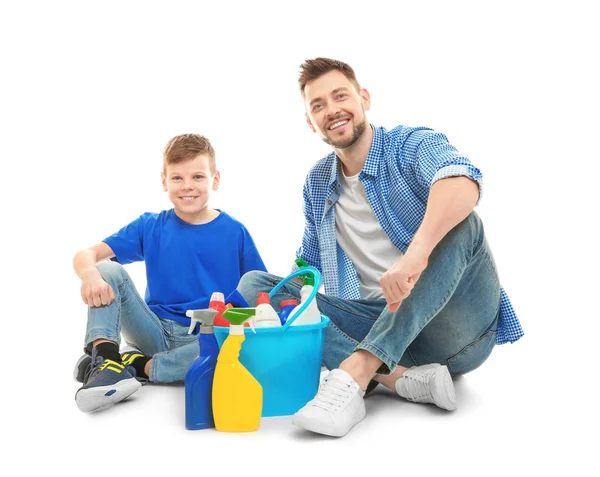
[447,329,497,376]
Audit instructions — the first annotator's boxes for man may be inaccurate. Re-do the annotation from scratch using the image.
[237,57,523,437]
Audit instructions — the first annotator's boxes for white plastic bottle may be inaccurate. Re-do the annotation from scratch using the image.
[254,292,282,327]
[289,274,321,326]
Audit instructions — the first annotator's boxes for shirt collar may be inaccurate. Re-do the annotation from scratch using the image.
[362,125,383,178]
[326,124,383,189]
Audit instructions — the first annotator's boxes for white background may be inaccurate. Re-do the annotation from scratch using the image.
[2,0,599,475]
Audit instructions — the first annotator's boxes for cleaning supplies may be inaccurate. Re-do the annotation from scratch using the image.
[278,299,298,325]
[211,293,249,328]
[254,292,282,327]
[288,258,322,326]
[212,308,262,432]
[209,292,229,327]
[184,308,219,430]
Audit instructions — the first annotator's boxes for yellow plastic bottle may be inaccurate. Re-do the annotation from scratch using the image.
[212,308,262,432]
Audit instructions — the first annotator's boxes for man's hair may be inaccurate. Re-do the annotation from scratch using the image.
[163,134,216,173]
[298,57,360,94]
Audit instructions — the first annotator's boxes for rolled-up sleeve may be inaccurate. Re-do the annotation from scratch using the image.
[405,130,484,203]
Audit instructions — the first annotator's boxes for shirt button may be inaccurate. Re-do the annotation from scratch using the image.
[327,200,332,205]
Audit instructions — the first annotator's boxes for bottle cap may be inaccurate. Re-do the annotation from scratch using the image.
[257,292,271,305]
[303,274,315,287]
[295,257,309,268]
[222,308,257,334]
[280,299,298,308]
[294,258,314,286]
[210,292,225,303]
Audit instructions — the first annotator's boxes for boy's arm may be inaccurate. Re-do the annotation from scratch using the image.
[73,242,116,308]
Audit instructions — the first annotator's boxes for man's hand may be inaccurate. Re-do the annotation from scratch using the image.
[80,269,115,307]
[379,250,428,312]
[379,176,479,312]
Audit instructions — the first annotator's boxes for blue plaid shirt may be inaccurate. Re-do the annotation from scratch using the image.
[296,124,523,344]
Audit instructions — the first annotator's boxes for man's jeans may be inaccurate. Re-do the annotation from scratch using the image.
[237,212,500,376]
[84,261,198,383]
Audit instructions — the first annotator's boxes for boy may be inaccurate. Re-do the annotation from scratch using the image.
[73,133,266,413]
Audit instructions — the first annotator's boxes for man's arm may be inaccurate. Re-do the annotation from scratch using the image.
[410,176,479,257]
[73,242,116,307]
[379,176,479,311]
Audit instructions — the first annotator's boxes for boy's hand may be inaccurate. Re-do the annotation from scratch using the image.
[379,250,428,312]
[80,270,115,307]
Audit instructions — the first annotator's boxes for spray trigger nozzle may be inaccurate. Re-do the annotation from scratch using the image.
[186,308,218,335]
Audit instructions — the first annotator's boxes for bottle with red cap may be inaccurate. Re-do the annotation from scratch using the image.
[254,292,282,327]
[209,292,229,327]
[278,299,298,325]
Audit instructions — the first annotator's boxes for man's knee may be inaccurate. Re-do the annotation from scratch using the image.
[435,211,484,259]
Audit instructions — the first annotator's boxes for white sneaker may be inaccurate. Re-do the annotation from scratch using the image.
[395,364,456,411]
[292,369,366,437]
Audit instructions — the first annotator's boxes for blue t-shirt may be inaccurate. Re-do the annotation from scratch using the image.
[103,209,267,325]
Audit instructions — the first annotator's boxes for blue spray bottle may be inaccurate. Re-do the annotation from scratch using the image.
[184,308,219,430]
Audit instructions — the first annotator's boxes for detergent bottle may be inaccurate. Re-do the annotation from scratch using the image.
[254,292,282,327]
[209,292,229,327]
[212,308,262,432]
[278,299,298,325]
[184,308,219,430]
[288,258,322,326]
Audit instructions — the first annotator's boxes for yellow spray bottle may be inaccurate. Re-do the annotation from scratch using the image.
[212,308,263,432]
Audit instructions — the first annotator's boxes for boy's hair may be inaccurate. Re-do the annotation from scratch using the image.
[298,57,360,95]
[163,134,216,173]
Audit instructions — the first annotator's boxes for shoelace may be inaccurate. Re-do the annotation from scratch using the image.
[401,370,433,402]
[83,355,104,383]
[83,357,125,383]
[312,374,356,412]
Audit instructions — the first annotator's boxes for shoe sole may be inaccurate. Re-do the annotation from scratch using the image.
[292,405,366,437]
[76,378,141,413]
[431,366,457,411]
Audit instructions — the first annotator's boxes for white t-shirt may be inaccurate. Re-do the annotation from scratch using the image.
[335,169,403,299]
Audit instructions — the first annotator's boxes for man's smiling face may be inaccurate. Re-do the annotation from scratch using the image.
[303,70,370,149]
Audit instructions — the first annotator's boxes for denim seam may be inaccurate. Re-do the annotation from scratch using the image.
[149,347,177,382]
[329,320,361,347]
[317,294,382,320]
[355,342,395,373]
[122,276,168,331]
[405,346,419,367]
[446,329,497,376]
[86,332,121,347]
[479,247,498,277]
[84,278,126,346]
[149,357,158,382]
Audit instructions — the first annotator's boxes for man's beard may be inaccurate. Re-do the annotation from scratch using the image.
[321,117,368,149]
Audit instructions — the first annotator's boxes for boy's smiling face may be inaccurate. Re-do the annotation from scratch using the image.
[161,154,220,224]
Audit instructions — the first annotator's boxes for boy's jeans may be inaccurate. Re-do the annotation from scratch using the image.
[84,261,198,383]
[237,212,500,376]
